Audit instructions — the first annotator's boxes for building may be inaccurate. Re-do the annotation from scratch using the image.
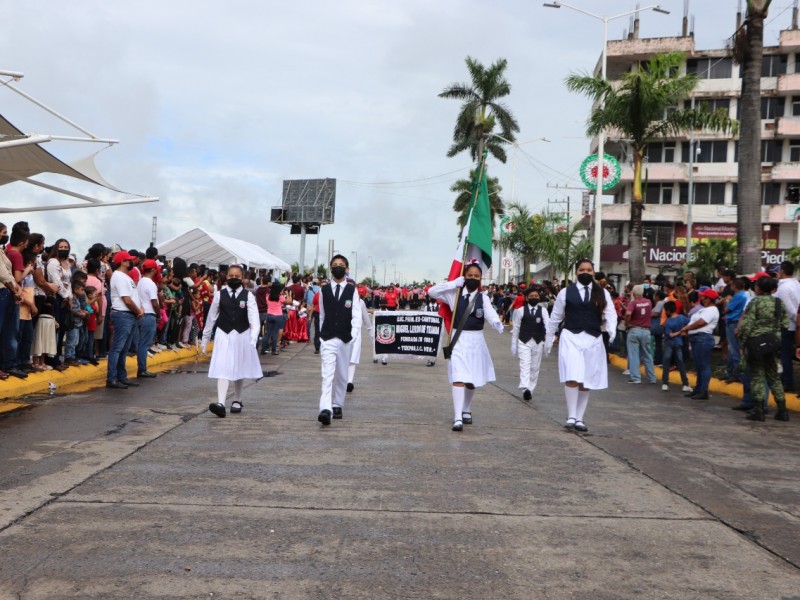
[592,10,800,282]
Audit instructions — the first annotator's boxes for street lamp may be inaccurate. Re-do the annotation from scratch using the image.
[368,255,375,283]
[383,260,387,285]
[351,250,358,282]
[392,263,396,283]
[544,1,670,268]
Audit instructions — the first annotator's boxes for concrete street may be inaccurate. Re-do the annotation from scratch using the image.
[1,330,799,599]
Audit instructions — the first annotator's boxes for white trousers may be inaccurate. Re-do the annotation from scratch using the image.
[517,340,544,391]
[319,337,352,412]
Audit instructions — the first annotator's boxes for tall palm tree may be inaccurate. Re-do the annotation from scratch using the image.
[496,203,560,283]
[439,56,520,164]
[731,1,772,274]
[451,170,504,229]
[566,52,737,283]
[544,219,593,285]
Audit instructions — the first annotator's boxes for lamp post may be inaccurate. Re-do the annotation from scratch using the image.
[383,260,387,286]
[351,250,358,282]
[392,263,396,283]
[368,255,375,283]
[544,1,670,268]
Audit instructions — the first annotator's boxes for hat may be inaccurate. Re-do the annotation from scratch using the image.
[142,259,159,271]
[698,289,719,300]
[749,271,771,281]
[113,250,136,264]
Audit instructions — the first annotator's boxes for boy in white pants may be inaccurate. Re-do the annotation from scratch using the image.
[511,286,548,401]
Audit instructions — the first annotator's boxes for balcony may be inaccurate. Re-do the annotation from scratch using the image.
[771,162,800,181]
[778,72,800,94]
[780,29,800,51]
[777,116,800,136]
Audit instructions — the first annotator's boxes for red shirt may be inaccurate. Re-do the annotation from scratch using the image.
[511,293,525,310]
[129,266,141,284]
[627,298,652,328]
[385,291,398,307]
[313,291,320,313]
[5,248,23,274]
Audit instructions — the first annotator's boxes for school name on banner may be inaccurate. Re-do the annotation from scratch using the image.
[373,311,442,357]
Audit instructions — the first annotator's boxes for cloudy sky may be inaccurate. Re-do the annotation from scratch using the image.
[0,0,794,282]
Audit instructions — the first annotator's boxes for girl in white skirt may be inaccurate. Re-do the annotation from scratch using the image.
[428,263,504,431]
[546,259,617,432]
[201,265,262,418]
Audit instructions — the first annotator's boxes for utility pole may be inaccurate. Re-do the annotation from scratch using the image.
[151,216,157,247]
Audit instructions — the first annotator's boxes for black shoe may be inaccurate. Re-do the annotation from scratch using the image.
[209,402,226,418]
[88,359,100,366]
[732,404,754,411]
[230,400,243,414]
[346,383,354,393]
[120,379,140,387]
[381,358,387,365]
[452,419,463,431]
[6,368,28,379]
[318,409,332,426]
[462,412,472,425]
[523,389,532,401]
[426,360,435,367]
[137,371,157,378]
[690,393,709,400]
[775,409,790,421]
[272,351,279,356]
[574,420,588,432]
[19,364,36,373]
[106,380,128,389]
[683,390,696,397]
[564,418,576,430]
[332,406,343,419]
[314,349,320,354]
[745,412,766,422]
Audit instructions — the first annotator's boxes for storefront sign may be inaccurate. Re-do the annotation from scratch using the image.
[601,244,790,265]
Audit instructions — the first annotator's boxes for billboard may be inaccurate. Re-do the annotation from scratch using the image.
[271,178,336,226]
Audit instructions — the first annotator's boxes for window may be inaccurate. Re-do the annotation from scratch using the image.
[681,140,728,163]
[763,182,782,205]
[788,185,800,203]
[643,224,673,247]
[790,140,800,162]
[646,142,676,163]
[761,97,785,119]
[762,54,788,77]
[687,57,733,79]
[679,182,726,205]
[792,96,800,116]
[762,140,781,162]
[685,98,731,114]
[645,183,675,205]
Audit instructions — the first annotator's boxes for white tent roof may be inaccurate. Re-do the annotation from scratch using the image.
[157,228,291,271]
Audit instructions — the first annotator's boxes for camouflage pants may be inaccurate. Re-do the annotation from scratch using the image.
[748,357,786,414]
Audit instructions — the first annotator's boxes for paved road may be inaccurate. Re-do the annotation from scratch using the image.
[1,329,799,599]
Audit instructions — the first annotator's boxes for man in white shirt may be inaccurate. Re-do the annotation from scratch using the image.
[106,251,143,389]
[774,261,800,391]
[675,288,720,400]
[136,259,161,379]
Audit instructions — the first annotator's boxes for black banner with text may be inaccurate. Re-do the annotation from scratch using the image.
[373,311,443,357]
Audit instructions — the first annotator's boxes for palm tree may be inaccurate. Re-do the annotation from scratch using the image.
[687,238,738,279]
[451,170,504,229]
[496,204,560,283]
[544,219,593,285]
[731,1,772,274]
[566,52,737,283]
[439,56,520,164]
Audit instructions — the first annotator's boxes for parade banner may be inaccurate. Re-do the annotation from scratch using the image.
[373,311,443,357]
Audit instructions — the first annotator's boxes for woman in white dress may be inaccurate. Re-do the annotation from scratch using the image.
[546,259,617,433]
[201,265,262,418]
[428,263,504,431]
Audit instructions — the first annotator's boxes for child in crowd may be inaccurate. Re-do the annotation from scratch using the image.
[32,298,57,371]
[65,280,89,366]
[83,286,100,365]
[662,301,692,393]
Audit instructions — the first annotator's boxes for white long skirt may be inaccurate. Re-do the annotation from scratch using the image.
[557,329,608,390]
[448,330,496,387]
[350,329,364,365]
[208,330,263,380]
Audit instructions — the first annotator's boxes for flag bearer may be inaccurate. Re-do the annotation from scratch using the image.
[511,286,548,401]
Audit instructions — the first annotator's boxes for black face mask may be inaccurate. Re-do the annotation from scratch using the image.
[227,278,242,290]
[58,249,70,259]
[527,298,539,307]
[0,235,7,246]
[464,278,480,292]
[577,273,594,286]
[331,266,346,279]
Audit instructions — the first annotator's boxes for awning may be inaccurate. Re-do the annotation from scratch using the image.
[157,228,291,271]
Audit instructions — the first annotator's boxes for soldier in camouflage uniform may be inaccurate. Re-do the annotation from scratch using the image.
[738,276,790,422]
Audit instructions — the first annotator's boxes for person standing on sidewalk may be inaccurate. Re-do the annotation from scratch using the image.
[510,285,548,401]
[738,275,790,422]
[317,255,362,426]
[723,278,748,383]
[202,264,262,418]
[546,258,617,433]
[774,261,800,392]
[662,301,692,393]
[676,289,720,400]
[428,263,504,431]
[106,250,143,390]
[136,260,161,379]
[625,285,656,385]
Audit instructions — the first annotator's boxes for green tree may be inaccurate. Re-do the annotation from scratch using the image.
[451,169,504,229]
[687,238,738,279]
[316,264,327,278]
[544,219,593,285]
[439,56,520,164]
[496,203,559,283]
[566,52,737,283]
[731,1,773,274]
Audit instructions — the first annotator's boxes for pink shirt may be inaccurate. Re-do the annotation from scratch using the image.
[267,294,285,316]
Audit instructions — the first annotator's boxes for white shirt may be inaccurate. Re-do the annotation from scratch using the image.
[137,276,159,315]
[110,270,140,311]
[546,285,618,344]
[775,277,800,331]
[511,302,550,349]
[688,305,719,335]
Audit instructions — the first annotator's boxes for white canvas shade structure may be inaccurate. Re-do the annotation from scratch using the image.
[158,228,291,271]
[0,69,158,211]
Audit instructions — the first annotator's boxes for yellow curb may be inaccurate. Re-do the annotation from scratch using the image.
[609,353,800,412]
[0,345,211,403]
[0,401,31,415]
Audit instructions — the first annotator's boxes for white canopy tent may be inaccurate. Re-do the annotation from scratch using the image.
[158,227,291,271]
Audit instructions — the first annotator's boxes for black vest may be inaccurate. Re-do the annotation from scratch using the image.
[519,304,545,344]
[455,291,484,331]
[564,284,603,338]
[320,282,355,342]
[216,288,250,334]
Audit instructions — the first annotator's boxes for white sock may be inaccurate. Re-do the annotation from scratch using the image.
[577,390,590,421]
[234,380,243,402]
[347,363,356,384]
[217,379,230,407]
[463,387,475,414]
[452,386,465,421]
[565,385,579,420]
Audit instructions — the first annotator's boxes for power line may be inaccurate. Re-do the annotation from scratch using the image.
[339,167,469,186]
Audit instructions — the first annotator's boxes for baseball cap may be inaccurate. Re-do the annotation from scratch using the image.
[113,250,136,264]
[749,271,772,281]
[698,289,719,300]
[142,259,159,270]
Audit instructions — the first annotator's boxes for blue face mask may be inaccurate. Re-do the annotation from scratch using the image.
[643,283,650,289]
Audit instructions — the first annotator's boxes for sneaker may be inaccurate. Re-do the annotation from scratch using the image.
[622,369,630,375]
[627,379,641,384]
[681,385,692,393]
[661,384,669,391]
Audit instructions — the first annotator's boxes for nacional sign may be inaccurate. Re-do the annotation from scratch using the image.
[374,311,443,358]
[601,244,791,266]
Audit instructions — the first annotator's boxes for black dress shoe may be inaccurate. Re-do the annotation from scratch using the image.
[683,390,696,397]
[230,400,243,414]
[346,383,354,393]
[209,402,226,418]
[332,406,343,419]
[523,389,532,401]
[6,368,28,379]
[461,412,472,425]
[564,418,576,430]
[318,409,332,425]
[745,412,766,422]
[731,404,754,411]
[452,419,463,431]
[137,371,157,378]
[574,421,588,432]
[88,359,100,366]
[19,364,36,373]
[106,380,128,389]
[120,379,140,387]
[690,393,709,400]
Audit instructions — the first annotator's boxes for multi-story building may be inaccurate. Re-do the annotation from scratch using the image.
[594,13,800,281]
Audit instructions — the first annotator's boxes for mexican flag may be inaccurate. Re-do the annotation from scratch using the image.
[439,161,493,332]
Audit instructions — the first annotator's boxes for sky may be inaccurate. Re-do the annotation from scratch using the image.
[0,0,796,283]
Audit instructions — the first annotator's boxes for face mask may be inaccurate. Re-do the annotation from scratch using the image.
[227,278,242,289]
[58,249,70,259]
[643,283,650,289]
[527,298,539,307]
[464,278,480,292]
[577,273,594,286]
[331,266,346,279]
[0,235,7,246]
